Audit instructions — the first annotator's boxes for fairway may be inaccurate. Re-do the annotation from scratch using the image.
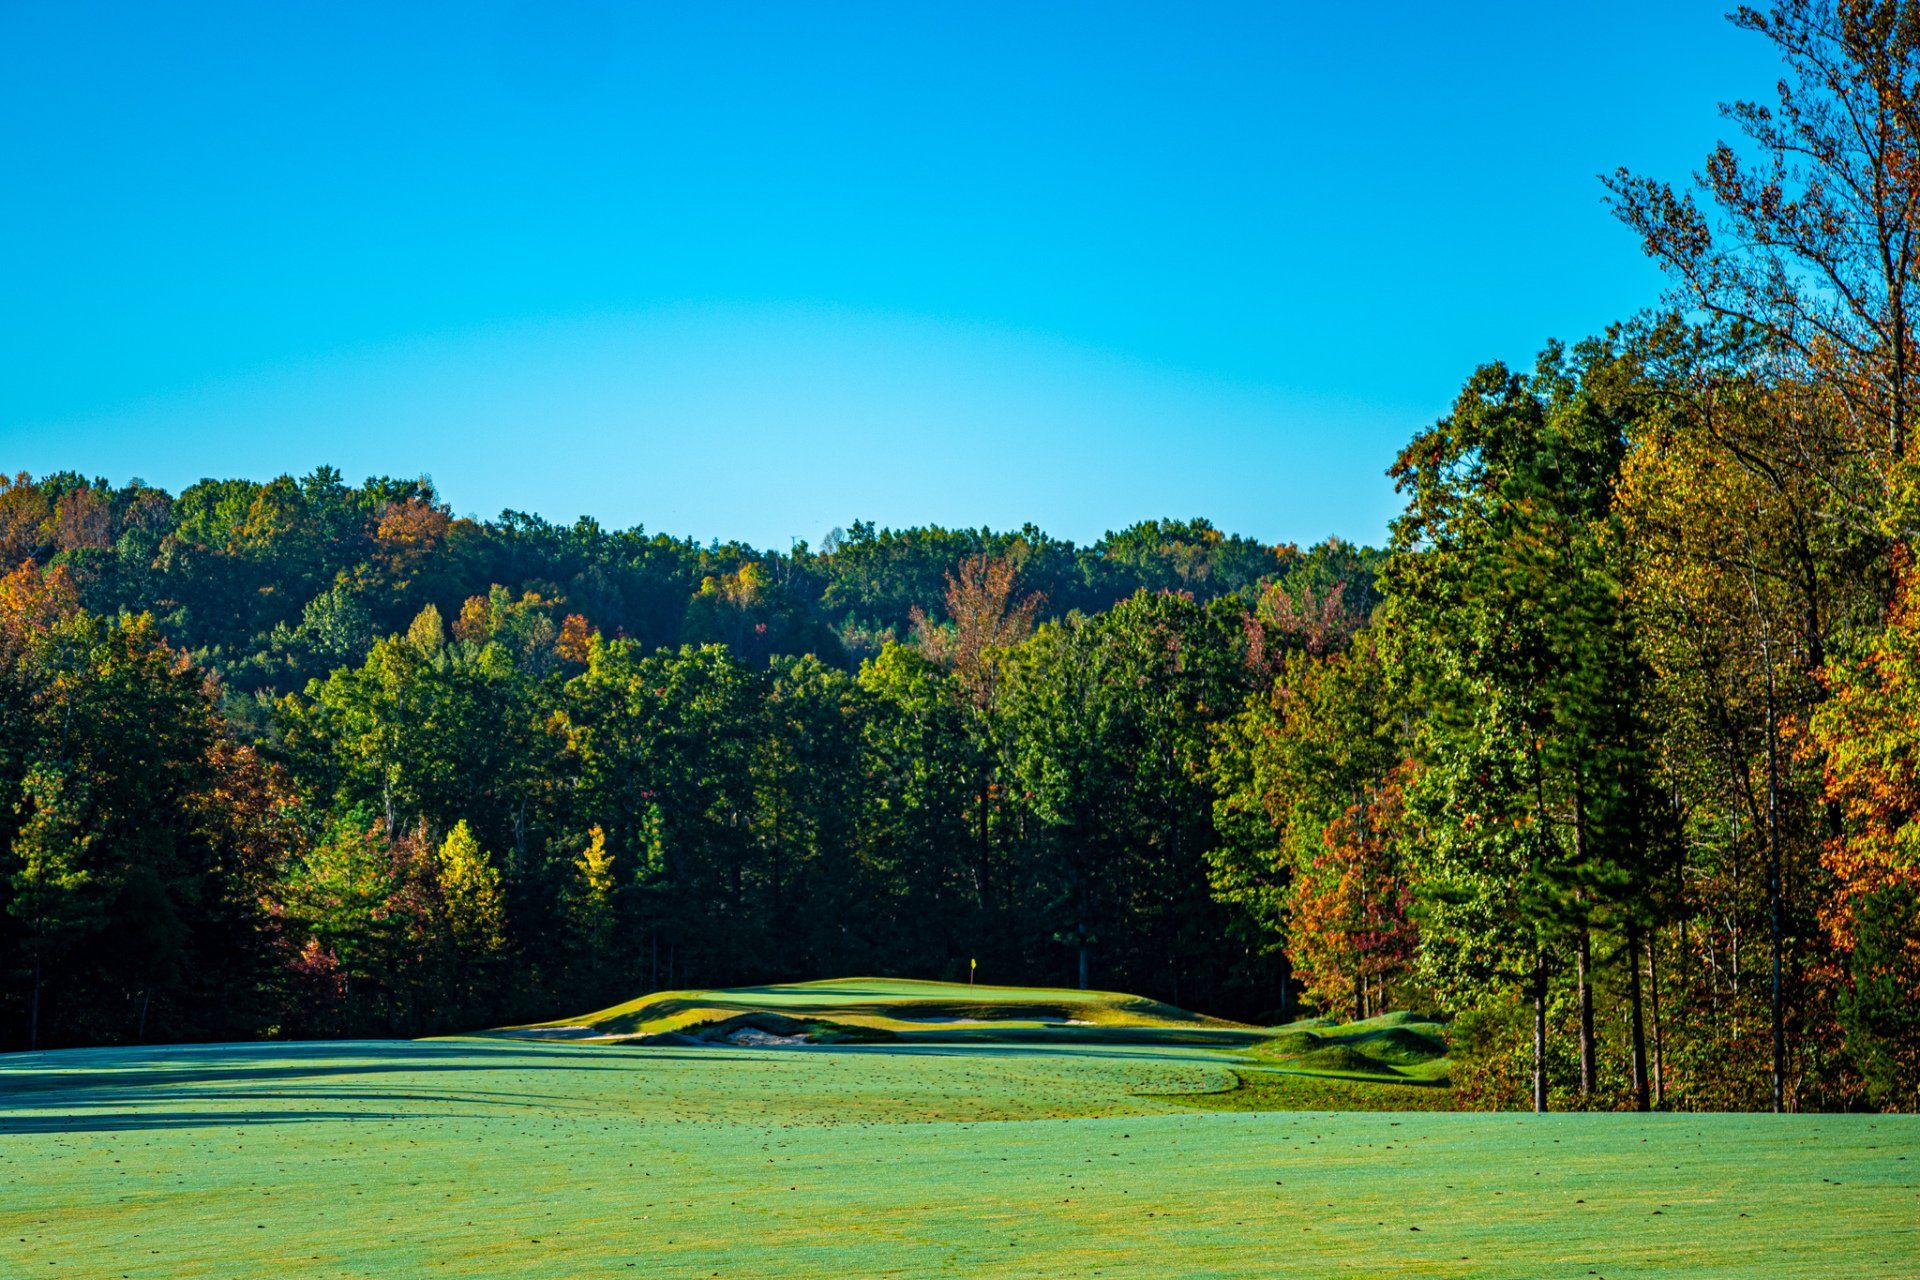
[4,999,1916,1279]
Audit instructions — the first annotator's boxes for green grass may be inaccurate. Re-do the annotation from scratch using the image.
[3,984,1917,1278]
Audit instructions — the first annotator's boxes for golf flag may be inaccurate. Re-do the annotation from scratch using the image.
[970,957,977,985]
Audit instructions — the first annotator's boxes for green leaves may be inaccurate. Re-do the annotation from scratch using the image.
[1386,340,1663,1002]
[999,591,1250,989]
[6,762,98,950]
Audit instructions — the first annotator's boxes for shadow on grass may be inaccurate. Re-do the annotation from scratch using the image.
[882,1025,1264,1048]
[0,1038,698,1091]
[1157,1066,1455,1114]
[0,1107,492,1134]
[760,1040,1242,1065]
[0,1038,726,1135]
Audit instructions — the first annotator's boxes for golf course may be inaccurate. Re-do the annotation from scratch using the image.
[4,979,1915,1278]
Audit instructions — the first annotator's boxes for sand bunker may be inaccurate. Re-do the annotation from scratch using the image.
[723,1027,810,1047]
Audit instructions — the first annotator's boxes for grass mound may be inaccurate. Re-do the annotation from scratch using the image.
[1338,1024,1448,1065]
[1240,1011,1451,1089]
[1292,1042,1398,1076]
[497,976,1267,1049]
[1255,1029,1319,1056]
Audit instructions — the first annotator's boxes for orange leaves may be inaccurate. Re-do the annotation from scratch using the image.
[557,613,596,665]
[194,737,307,897]
[49,488,111,552]
[916,554,1043,708]
[373,497,451,572]
[1284,769,1417,1012]
[452,594,492,644]
[0,471,51,566]
[1811,552,1920,949]
[0,560,79,648]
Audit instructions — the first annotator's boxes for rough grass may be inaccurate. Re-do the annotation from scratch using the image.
[3,987,1916,1278]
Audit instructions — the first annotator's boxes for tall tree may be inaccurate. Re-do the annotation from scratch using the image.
[1608,0,1920,473]
[1810,559,1920,1104]
[1386,340,1662,1110]
[856,643,981,974]
[7,763,96,1049]
[1616,325,1875,1111]
[913,553,1042,926]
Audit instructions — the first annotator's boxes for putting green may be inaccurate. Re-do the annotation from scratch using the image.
[4,1029,1916,1278]
[501,976,1266,1047]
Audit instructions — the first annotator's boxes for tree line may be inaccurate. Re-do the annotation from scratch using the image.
[0,480,1369,1046]
[5,0,1919,1112]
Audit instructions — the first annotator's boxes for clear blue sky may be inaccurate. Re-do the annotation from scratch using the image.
[2,2,1776,549]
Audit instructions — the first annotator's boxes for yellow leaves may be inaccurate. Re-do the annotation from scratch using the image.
[575,824,615,904]
[406,603,446,652]
[436,820,505,955]
[697,562,769,607]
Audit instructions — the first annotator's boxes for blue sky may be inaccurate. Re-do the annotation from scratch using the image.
[2,2,1777,549]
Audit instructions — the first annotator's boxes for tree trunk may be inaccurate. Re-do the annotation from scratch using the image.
[1764,666,1786,1115]
[1521,738,1553,1115]
[1572,782,1596,1100]
[1532,952,1549,1114]
[976,777,992,909]
[1576,926,1597,1100]
[1649,928,1666,1109]
[1748,568,1787,1114]
[1627,924,1650,1112]
[28,961,42,1052]
[1075,868,1091,991]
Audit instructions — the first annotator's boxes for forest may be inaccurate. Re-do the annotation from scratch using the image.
[5,2,1920,1114]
